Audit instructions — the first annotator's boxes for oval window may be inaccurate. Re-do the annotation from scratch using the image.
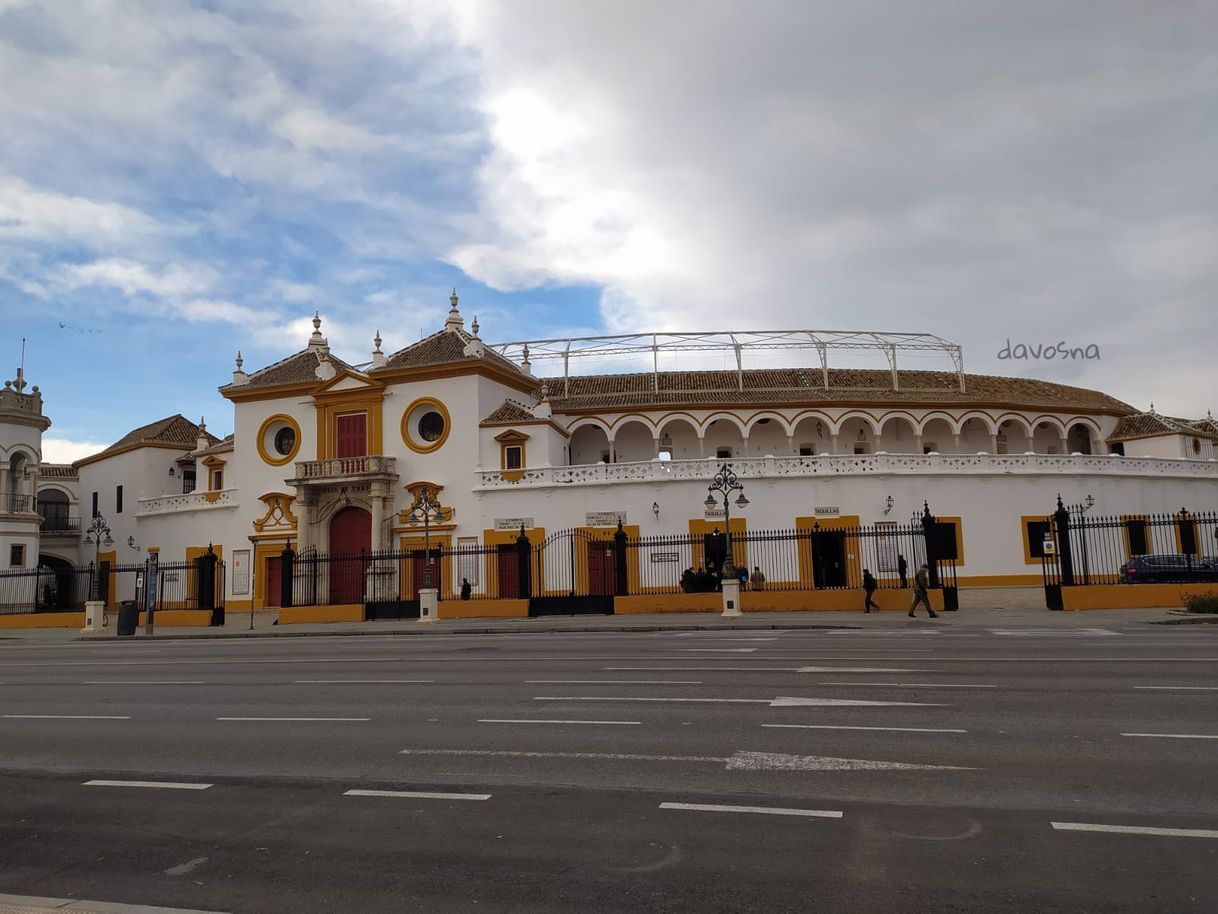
[274,426,297,456]
[418,411,445,442]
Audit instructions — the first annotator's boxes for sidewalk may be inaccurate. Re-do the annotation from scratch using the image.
[0,600,1206,643]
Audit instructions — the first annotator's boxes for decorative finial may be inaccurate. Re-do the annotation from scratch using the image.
[470,315,480,338]
[450,288,459,311]
[444,288,464,330]
[1149,402,1155,413]
[198,415,206,433]
[540,380,549,400]
[313,311,321,332]
[235,351,243,370]
[373,331,382,354]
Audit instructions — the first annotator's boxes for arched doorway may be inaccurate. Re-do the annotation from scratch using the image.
[329,507,371,604]
[37,554,78,610]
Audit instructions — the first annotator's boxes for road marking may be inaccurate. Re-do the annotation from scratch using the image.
[818,682,997,689]
[216,716,371,722]
[293,679,434,684]
[677,648,758,653]
[1134,686,1218,691]
[763,724,968,734]
[3,714,131,720]
[397,748,973,771]
[85,779,212,790]
[526,680,703,684]
[535,695,944,708]
[479,719,641,725]
[1121,732,1218,740]
[344,789,491,801]
[797,667,937,673]
[992,628,1120,636]
[660,802,842,818]
[81,680,205,685]
[1051,821,1218,839]
[165,856,209,876]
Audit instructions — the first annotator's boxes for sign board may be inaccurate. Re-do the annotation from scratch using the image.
[495,517,534,531]
[1042,534,1056,555]
[814,506,841,516]
[231,549,250,595]
[145,552,159,611]
[650,552,680,563]
[704,506,726,519]
[586,510,627,527]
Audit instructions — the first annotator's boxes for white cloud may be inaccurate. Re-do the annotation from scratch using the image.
[58,258,217,298]
[0,175,163,246]
[41,436,104,464]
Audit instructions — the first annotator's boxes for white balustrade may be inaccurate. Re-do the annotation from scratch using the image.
[474,453,1218,489]
[137,488,237,515]
[294,455,397,479]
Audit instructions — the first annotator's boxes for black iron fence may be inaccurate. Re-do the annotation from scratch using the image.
[0,552,225,615]
[1041,497,1218,609]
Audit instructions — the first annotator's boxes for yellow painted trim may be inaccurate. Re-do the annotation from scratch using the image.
[615,593,722,614]
[252,492,298,533]
[253,539,295,609]
[1174,515,1200,555]
[936,516,965,566]
[98,549,117,608]
[482,526,546,599]
[1120,514,1150,559]
[497,429,528,473]
[278,604,366,624]
[256,414,302,466]
[401,397,452,454]
[795,515,862,588]
[0,611,86,628]
[957,574,1044,586]
[1020,515,1053,565]
[1062,583,1218,611]
[370,361,538,396]
[315,386,385,459]
[612,590,948,614]
[137,610,212,627]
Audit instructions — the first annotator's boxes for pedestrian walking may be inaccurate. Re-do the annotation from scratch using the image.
[862,568,879,612]
[908,564,937,618]
[897,554,909,589]
[737,565,750,590]
[460,578,471,600]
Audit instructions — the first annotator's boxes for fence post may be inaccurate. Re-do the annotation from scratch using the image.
[613,520,628,597]
[197,544,218,611]
[920,502,940,589]
[280,543,294,608]
[515,526,531,600]
[1054,495,1075,586]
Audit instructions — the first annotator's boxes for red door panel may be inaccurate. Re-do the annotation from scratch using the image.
[336,413,367,460]
[265,556,282,608]
[329,507,371,604]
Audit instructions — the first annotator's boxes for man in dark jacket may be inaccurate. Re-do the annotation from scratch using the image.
[862,569,879,613]
[908,564,937,618]
[897,554,909,589]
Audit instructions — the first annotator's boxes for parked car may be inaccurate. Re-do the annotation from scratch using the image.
[1119,554,1218,583]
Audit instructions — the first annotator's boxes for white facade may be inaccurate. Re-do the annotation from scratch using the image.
[8,295,1218,603]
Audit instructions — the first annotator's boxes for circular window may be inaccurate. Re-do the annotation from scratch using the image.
[274,426,297,456]
[257,414,302,466]
[418,411,445,442]
[402,398,451,453]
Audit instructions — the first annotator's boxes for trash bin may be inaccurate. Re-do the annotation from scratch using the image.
[210,605,225,626]
[117,600,140,637]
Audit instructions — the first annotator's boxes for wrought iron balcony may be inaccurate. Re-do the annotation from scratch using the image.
[39,513,81,535]
[1,493,36,514]
[292,455,398,483]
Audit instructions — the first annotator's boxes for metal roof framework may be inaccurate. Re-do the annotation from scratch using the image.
[492,330,966,397]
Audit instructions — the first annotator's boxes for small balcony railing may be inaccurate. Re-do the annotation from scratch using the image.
[39,513,81,535]
[294,455,398,480]
[1,493,36,513]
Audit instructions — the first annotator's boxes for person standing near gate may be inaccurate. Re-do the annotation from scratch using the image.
[750,566,766,591]
[908,564,937,618]
[862,568,879,613]
[897,554,909,589]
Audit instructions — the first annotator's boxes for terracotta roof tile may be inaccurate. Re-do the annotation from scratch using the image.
[224,349,352,390]
[39,464,78,479]
[481,400,539,424]
[375,327,525,375]
[538,369,1133,413]
[80,415,219,464]
[1109,412,1218,442]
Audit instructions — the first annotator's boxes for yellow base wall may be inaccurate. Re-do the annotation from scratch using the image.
[278,604,366,624]
[137,610,213,627]
[615,593,722,614]
[0,611,86,628]
[440,599,529,619]
[1062,584,1218,611]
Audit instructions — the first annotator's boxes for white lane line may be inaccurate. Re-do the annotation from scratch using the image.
[537,695,945,708]
[216,716,370,722]
[398,748,972,771]
[763,724,968,734]
[478,719,641,726]
[677,648,758,653]
[818,682,998,689]
[1051,821,1218,839]
[345,789,490,801]
[660,802,842,819]
[1121,732,1218,740]
[81,680,205,685]
[293,679,434,684]
[1134,686,1218,691]
[526,680,703,684]
[85,779,212,790]
[3,714,131,720]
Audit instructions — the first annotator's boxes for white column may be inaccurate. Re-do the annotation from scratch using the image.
[370,492,385,552]
[295,496,311,552]
[1058,434,1069,455]
[830,433,840,455]
[952,433,961,454]
[698,435,705,458]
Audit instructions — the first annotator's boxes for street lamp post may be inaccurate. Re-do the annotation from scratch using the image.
[407,487,451,622]
[704,463,748,617]
[83,514,114,602]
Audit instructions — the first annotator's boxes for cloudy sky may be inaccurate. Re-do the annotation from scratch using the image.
[2,0,1215,461]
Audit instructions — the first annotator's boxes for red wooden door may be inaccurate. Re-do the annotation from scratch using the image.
[329,507,371,604]
[497,545,519,599]
[336,413,367,459]
[265,556,282,608]
[587,542,615,595]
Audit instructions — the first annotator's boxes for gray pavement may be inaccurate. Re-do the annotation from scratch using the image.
[1,617,1217,911]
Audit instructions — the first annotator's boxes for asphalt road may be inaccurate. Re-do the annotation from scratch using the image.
[1,619,1216,912]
